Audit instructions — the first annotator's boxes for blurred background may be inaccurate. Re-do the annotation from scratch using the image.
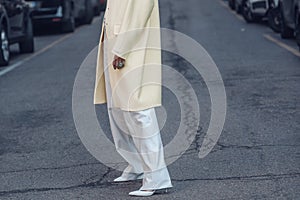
[0,0,106,66]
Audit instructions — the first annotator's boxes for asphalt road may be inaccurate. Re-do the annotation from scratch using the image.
[0,0,299,199]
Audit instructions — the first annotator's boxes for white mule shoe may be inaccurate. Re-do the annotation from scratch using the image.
[113,173,144,182]
[128,190,155,197]
[128,188,169,197]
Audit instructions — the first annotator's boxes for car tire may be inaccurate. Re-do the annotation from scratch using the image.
[61,3,75,33]
[19,18,34,53]
[279,5,294,38]
[242,0,260,23]
[267,7,281,33]
[82,0,94,24]
[229,0,235,10]
[0,24,9,66]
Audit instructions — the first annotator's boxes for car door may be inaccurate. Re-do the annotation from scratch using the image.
[2,0,25,38]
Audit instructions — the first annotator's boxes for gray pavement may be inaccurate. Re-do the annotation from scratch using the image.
[0,0,299,199]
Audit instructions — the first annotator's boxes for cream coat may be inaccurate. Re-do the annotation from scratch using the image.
[93,0,162,111]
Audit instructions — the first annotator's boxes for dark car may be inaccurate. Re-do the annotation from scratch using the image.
[279,0,300,48]
[92,0,106,16]
[228,0,243,13]
[0,0,34,66]
[25,0,94,33]
[228,0,235,10]
[99,0,106,11]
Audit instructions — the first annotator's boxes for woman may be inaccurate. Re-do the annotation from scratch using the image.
[93,0,173,197]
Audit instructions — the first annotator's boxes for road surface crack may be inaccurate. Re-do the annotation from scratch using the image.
[172,172,300,182]
[1,171,298,196]
[0,167,114,196]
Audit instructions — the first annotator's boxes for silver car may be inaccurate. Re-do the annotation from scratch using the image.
[241,0,270,22]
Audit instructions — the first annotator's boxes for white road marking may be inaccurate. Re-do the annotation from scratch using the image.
[218,0,300,58]
[0,15,102,77]
[0,33,72,77]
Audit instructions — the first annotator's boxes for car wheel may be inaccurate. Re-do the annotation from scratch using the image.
[19,18,34,53]
[229,0,236,10]
[0,25,9,66]
[61,3,75,33]
[267,7,281,33]
[242,0,260,23]
[279,5,294,38]
[82,0,94,24]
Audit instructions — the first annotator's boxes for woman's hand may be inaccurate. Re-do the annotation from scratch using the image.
[113,55,125,70]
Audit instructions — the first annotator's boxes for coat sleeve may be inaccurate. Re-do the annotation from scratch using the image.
[111,0,155,59]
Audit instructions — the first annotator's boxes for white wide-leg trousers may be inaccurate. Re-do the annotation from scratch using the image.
[102,34,172,190]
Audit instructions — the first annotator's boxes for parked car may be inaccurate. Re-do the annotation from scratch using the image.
[99,0,107,11]
[241,0,269,22]
[279,0,300,49]
[228,0,244,13]
[279,0,300,37]
[235,0,243,13]
[267,0,281,33]
[228,0,236,10]
[25,0,94,33]
[92,0,106,16]
[0,0,34,66]
[297,23,300,50]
